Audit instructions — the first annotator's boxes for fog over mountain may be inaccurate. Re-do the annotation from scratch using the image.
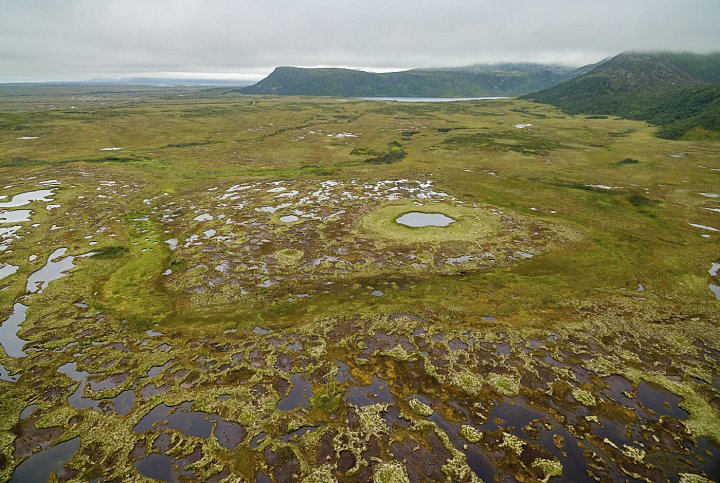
[1,0,719,82]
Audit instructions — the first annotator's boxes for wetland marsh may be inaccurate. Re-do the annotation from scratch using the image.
[0,86,718,482]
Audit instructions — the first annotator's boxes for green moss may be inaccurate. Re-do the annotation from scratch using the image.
[350,147,378,156]
[442,452,483,482]
[303,464,338,482]
[357,404,389,436]
[531,458,563,482]
[358,201,501,245]
[622,444,646,463]
[90,246,129,259]
[383,344,413,361]
[408,398,433,417]
[459,425,482,444]
[571,388,597,406]
[679,474,714,483]
[500,432,526,455]
[373,461,410,483]
[310,392,342,414]
[364,141,407,164]
[451,370,484,395]
[2,90,720,481]
[489,373,520,397]
[275,248,304,266]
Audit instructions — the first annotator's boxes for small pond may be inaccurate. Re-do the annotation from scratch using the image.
[0,263,18,281]
[395,212,456,228]
[0,303,29,358]
[11,437,80,482]
[0,210,32,223]
[0,189,55,208]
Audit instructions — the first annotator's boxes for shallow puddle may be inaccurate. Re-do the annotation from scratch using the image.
[134,401,240,447]
[335,361,354,383]
[495,342,511,355]
[147,359,174,377]
[0,189,55,208]
[134,452,197,482]
[514,250,534,259]
[90,372,129,391]
[250,432,267,449]
[163,407,215,438]
[710,262,720,277]
[26,248,95,293]
[0,361,20,382]
[277,373,312,411]
[214,419,246,450]
[58,362,135,415]
[0,263,19,281]
[112,390,136,416]
[447,255,473,263]
[10,437,80,483]
[406,394,495,481]
[19,403,39,419]
[482,398,592,480]
[281,425,315,442]
[57,362,95,410]
[139,383,169,399]
[636,381,688,419]
[0,209,32,223]
[601,374,635,406]
[0,303,29,358]
[345,375,393,406]
[396,212,456,227]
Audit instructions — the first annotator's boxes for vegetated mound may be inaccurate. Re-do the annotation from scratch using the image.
[238,63,594,98]
[524,51,720,140]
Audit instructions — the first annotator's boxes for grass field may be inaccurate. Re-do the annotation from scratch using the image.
[0,85,718,481]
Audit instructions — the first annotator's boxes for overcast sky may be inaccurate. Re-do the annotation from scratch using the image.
[1,0,719,82]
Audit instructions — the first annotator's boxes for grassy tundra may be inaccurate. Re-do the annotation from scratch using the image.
[0,85,718,481]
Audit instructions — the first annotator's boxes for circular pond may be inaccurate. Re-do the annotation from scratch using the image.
[395,212,456,228]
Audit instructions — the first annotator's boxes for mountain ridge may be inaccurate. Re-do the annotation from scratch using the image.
[524,51,720,139]
[239,62,596,98]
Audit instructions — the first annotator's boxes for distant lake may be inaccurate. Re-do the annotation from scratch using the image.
[358,96,508,102]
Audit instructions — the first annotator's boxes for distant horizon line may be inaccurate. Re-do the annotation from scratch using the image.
[2,50,719,84]
[0,60,595,84]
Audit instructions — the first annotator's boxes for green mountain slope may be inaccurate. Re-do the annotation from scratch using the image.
[525,51,720,139]
[239,63,592,98]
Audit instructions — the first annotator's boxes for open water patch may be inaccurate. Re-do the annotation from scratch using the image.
[10,437,80,482]
[26,248,96,293]
[277,373,312,411]
[0,303,29,358]
[57,362,135,415]
[636,381,688,420]
[0,189,55,208]
[395,212,456,228]
[0,210,32,223]
[0,263,19,281]
[0,361,20,382]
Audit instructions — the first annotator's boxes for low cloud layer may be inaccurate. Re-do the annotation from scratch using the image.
[1,0,718,81]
